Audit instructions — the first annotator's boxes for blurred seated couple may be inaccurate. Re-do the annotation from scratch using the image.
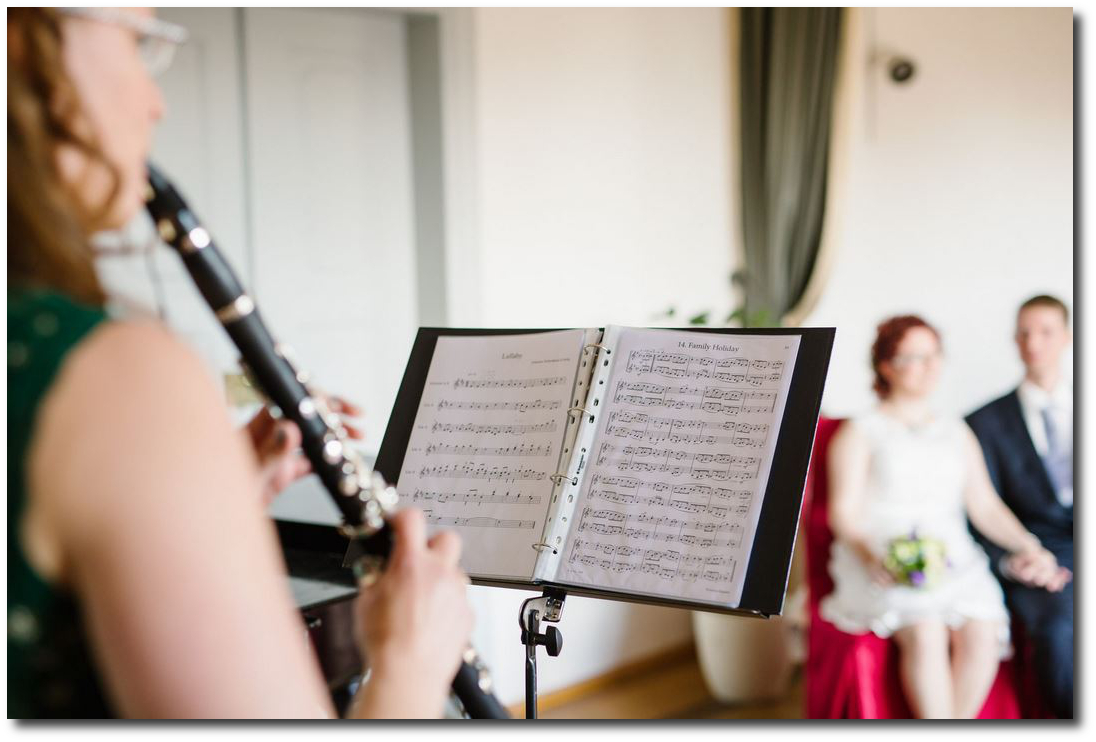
[821,295,1073,719]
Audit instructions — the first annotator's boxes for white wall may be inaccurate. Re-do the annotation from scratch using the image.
[449,7,739,704]
[805,7,1074,419]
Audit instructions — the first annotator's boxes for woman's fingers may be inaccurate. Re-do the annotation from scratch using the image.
[1045,566,1071,592]
[276,419,301,452]
[259,419,300,460]
[342,422,366,440]
[427,530,463,566]
[329,396,364,417]
[245,405,277,446]
[389,509,427,568]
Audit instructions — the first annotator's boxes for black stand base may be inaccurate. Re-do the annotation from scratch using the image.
[519,587,567,719]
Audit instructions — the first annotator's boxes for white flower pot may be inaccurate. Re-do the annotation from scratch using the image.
[691,610,793,703]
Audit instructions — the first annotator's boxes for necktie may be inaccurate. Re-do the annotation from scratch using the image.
[1041,407,1073,501]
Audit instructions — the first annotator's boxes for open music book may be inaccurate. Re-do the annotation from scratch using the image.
[375,325,833,616]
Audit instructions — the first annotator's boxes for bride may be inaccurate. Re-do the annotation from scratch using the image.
[820,315,1070,718]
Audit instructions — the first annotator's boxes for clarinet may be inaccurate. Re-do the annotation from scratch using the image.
[144,163,509,720]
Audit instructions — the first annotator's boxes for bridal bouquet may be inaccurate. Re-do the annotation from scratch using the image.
[884,531,948,588]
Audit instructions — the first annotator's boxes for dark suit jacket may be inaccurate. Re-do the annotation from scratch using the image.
[965,390,1074,574]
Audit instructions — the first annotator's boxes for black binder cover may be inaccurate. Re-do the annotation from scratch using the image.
[375,326,834,618]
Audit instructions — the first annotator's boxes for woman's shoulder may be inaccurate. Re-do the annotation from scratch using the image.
[25,309,242,574]
[39,313,220,430]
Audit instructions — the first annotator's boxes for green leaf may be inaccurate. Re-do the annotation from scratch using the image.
[725,308,746,325]
[747,309,774,328]
[687,311,710,326]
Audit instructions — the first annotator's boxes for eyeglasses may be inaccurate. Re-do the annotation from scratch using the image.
[58,7,188,77]
[890,351,942,368]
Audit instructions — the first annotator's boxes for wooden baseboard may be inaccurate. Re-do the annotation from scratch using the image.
[505,642,697,717]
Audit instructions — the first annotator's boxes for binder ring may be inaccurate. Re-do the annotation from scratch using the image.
[531,541,558,555]
[550,473,578,486]
[583,343,605,352]
[567,406,592,418]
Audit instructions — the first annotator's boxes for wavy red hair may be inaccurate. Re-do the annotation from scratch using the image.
[871,315,941,399]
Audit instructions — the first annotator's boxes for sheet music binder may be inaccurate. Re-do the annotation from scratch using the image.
[375,326,834,618]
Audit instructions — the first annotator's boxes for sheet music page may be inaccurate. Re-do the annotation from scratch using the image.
[553,326,801,607]
[396,330,587,581]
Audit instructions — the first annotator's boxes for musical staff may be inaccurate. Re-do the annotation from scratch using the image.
[574,507,745,548]
[425,441,553,457]
[625,350,785,387]
[594,441,760,482]
[412,488,544,506]
[437,398,561,413]
[604,411,769,447]
[454,375,567,390]
[425,511,536,530]
[585,474,754,516]
[613,380,777,414]
[430,420,558,437]
[567,538,738,584]
[418,462,547,482]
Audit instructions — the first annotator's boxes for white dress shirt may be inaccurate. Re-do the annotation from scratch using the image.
[1016,379,1073,507]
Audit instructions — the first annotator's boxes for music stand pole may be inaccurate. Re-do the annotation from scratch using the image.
[519,588,567,719]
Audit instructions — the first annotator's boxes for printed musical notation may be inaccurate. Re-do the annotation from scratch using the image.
[586,474,753,517]
[567,538,737,584]
[437,398,561,413]
[425,511,536,530]
[594,441,760,481]
[418,462,547,482]
[573,507,745,548]
[613,381,777,414]
[412,488,544,506]
[454,375,567,390]
[430,420,558,437]
[625,350,785,386]
[604,411,769,447]
[425,441,553,458]
[555,326,801,605]
[398,329,588,580]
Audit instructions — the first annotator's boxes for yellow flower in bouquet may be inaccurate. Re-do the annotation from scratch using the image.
[883,531,949,588]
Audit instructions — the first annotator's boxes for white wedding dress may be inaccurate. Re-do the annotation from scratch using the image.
[819,409,1010,651]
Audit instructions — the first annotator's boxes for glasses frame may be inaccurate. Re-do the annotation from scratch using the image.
[58,7,188,76]
[889,350,943,368]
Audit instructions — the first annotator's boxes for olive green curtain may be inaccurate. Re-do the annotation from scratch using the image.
[739,7,842,323]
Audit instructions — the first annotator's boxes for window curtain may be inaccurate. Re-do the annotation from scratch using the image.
[739,7,843,325]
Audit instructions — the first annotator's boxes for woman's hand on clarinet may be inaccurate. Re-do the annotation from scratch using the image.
[243,395,365,506]
[351,508,474,719]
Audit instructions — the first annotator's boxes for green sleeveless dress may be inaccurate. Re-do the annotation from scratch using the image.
[8,286,113,717]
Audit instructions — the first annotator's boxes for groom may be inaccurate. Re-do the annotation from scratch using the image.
[966,294,1074,718]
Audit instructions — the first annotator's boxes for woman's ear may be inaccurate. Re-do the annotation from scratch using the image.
[878,360,895,387]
